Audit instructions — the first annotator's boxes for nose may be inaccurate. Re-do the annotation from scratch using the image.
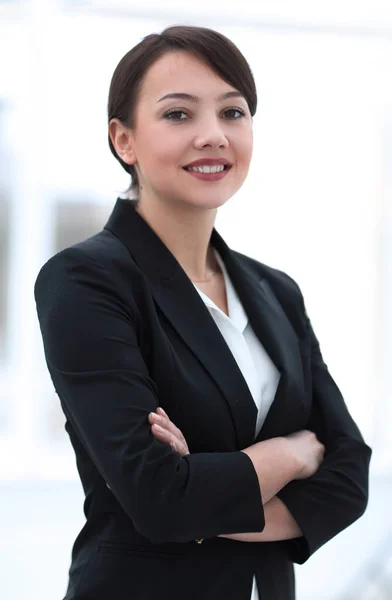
[193,116,229,150]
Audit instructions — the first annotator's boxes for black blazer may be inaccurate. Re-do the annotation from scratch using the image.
[35,198,371,600]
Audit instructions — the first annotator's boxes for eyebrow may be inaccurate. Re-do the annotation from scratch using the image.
[157,91,245,103]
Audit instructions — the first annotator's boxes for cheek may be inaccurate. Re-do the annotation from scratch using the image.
[245,142,253,166]
[233,127,253,164]
[140,129,181,172]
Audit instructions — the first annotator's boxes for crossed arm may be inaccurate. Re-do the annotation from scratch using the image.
[220,496,302,542]
[39,249,370,553]
[147,407,302,543]
[105,405,302,542]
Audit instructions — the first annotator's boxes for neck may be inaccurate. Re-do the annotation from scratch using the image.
[134,195,219,281]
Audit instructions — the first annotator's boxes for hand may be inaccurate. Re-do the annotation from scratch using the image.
[285,430,325,479]
[148,407,190,457]
[106,407,189,491]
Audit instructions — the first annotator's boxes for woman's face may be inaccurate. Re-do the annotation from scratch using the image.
[116,50,253,211]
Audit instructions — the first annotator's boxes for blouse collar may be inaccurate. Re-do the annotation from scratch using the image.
[193,249,249,334]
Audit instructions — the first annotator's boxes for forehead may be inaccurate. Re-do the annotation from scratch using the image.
[138,50,236,99]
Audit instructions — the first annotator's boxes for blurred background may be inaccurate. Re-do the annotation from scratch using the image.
[0,0,391,598]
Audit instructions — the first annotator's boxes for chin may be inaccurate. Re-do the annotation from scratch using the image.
[185,195,231,211]
[158,182,239,211]
[181,185,240,209]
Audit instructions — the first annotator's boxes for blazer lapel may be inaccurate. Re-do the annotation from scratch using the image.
[104,199,257,449]
[104,199,305,448]
[211,229,306,441]
[150,281,258,450]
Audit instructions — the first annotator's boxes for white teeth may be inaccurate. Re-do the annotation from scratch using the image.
[187,165,225,173]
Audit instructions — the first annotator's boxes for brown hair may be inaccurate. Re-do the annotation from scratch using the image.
[107,25,257,196]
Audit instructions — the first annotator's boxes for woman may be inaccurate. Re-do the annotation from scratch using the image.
[35,25,371,600]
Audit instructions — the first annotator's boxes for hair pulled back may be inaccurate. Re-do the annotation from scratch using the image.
[108,25,257,196]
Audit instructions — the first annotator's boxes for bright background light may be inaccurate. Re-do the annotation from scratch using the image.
[0,2,391,599]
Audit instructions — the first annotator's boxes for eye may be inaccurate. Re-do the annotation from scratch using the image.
[222,107,246,120]
[163,109,188,121]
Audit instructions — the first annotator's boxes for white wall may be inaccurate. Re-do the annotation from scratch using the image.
[0,0,390,475]
[0,3,391,600]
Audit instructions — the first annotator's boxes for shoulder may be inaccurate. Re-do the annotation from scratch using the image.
[34,229,147,321]
[35,229,140,291]
[37,229,131,275]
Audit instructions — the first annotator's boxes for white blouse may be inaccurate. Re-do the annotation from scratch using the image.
[193,249,280,600]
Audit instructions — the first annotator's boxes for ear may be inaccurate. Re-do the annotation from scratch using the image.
[109,118,136,165]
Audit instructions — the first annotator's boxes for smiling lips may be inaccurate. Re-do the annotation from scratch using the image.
[183,158,232,181]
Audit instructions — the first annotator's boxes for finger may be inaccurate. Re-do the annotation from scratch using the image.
[149,413,172,434]
[148,412,170,430]
[157,407,168,418]
[151,424,188,456]
[149,412,168,425]
[151,423,168,437]
[151,423,174,445]
[150,407,168,418]
[152,424,177,449]
[149,412,189,456]
[157,413,187,445]
[170,438,188,457]
[151,423,181,449]
[149,412,185,444]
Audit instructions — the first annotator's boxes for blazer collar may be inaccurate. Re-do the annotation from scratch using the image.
[104,198,305,447]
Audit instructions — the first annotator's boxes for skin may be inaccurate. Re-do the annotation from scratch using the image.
[148,408,302,543]
[109,50,253,281]
[108,50,301,542]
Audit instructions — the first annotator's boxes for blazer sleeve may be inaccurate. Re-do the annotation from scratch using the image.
[276,283,372,564]
[34,247,264,544]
